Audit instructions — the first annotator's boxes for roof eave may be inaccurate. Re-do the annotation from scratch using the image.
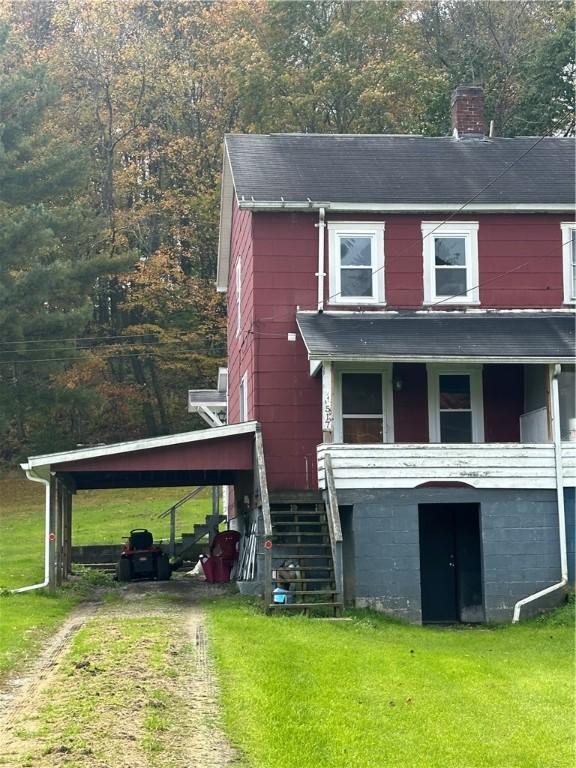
[216,141,236,292]
[237,200,574,213]
[308,353,575,365]
[22,422,259,474]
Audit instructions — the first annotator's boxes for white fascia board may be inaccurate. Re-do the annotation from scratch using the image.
[237,201,573,213]
[23,421,258,471]
[308,354,575,365]
[216,143,236,292]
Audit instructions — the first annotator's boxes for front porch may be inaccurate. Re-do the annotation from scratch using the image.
[318,442,576,490]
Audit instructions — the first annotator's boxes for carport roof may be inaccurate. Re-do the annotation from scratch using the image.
[22,422,258,489]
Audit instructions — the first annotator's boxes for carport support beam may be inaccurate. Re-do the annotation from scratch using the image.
[55,480,64,586]
[48,476,57,592]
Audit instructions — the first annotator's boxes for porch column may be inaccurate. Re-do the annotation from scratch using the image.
[322,361,334,443]
[549,364,568,579]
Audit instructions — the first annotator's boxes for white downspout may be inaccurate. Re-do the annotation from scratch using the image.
[512,364,568,622]
[12,467,51,593]
[316,207,326,312]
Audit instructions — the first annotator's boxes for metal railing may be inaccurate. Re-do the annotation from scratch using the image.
[158,487,206,556]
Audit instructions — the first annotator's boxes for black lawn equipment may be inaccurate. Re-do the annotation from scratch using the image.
[115,528,172,582]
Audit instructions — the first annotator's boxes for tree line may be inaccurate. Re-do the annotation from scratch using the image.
[0,0,573,466]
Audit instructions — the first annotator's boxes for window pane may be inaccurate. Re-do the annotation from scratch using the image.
[435,237,466,266]
[342,373,382,414]
[343,418,383,444]
[341,236,372,266]
[435,268,467,297]
[439,375,471,409]
[341,268,373,297]
[440,411,472,442]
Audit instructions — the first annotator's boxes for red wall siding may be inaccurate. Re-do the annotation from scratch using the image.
[483,364,524,442]
[227,206,255,428]
[228,206,564,491]
[55,434,254,472]
[323,212,566,310]
[251,213,321,489]
[393,364,429,442]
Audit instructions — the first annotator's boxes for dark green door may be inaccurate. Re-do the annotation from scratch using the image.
[418,504,483,624]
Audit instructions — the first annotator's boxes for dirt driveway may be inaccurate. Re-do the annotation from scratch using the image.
[0,578,239,768]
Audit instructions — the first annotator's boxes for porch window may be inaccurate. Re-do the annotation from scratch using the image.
[328,222,385,305]
[428,366,484,443]
[341,373,383,443]
[561,223,576,304]
[422,222,479,305]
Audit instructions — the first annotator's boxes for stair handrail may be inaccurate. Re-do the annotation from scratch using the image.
[323,452,344,605]
[157,487,205,519]
[254,425,272,608]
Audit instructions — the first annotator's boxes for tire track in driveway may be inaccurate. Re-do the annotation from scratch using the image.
[0,580,239,767]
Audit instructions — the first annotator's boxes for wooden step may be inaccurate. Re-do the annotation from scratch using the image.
[271,554,332,560]
[272,532,329,537]
[270,509,325,516]
[271,521,327,528]
[269,602,343,609]
[273,544,331,550]
[281,590,338,596]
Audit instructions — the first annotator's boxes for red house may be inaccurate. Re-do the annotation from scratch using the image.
[191,87,576,623]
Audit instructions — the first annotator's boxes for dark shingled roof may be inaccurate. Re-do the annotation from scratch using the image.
[226,134,575,205]
[296,312,576,361]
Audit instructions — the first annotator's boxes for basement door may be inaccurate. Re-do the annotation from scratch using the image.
[418,504,484,624]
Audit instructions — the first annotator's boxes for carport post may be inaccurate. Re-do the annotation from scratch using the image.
[48,476,57,592]
[55,480,64,586]
[62,487,72,575]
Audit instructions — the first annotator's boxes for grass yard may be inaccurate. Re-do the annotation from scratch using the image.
[0,475,212,682]
[0,476,213,590]
[206,596,575,768]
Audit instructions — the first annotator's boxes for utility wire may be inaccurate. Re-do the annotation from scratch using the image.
[0,349,226,367]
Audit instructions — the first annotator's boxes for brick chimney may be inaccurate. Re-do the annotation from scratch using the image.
[451,86,486,138]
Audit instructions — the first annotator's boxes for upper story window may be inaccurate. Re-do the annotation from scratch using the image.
[422,222,479,305]
[561,223,576,304]
[328,222,385,305]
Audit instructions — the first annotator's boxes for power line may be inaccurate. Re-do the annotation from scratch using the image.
[0,348,226,367]
[0,337,225,356]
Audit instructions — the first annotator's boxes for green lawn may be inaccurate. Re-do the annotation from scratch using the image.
[0,475,212,680]
[0,476,213,590]
[206,597,575,768]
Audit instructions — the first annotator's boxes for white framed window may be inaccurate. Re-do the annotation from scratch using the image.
[561,222,576,304]
[239,372,248,422]
[422,222,479,305]
[235,257,242,336]
[328,222,385,305]
[427,365,484,443]
[335,366,393,443]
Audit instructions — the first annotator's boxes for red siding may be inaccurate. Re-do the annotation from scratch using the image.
[228,206,563,491]
[227,206,255,427]
[393,364,429,442]
[54,435,254,472]
[483,364,524,442]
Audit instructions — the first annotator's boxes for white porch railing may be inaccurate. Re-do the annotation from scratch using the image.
[317,442,576,491]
